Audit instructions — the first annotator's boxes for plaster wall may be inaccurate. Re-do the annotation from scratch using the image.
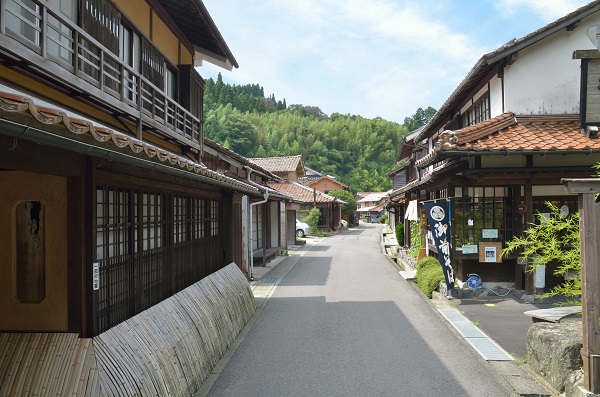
[481,155,527,168]
[503,14,600,115]
[310,178,345,193]
[114,0,150,37]
[0,171,68,331]
[489,74,504,117]
[152,12,180,65]
[533,153,600,166]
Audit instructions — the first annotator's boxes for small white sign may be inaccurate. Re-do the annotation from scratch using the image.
[93,262,100,291]
[482,229,498,238]
[484,246,497,262]
[462,245,478,254]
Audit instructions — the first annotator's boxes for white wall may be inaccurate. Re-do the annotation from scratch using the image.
[504,14,600,115]
[489,74,503,117]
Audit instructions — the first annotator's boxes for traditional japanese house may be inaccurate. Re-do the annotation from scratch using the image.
[268,180,346,232]
[0,0,264,394]
[307,175,349,194]
[249,154,307,182]
[203,138,297,269]
[356,191,390,223]
[389,1,600,292]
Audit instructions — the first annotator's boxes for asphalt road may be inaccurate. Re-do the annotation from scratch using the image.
[206,223,517,397]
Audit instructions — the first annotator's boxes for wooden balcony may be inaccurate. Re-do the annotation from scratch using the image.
[0,0,202,153]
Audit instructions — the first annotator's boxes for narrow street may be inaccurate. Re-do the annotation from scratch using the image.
[204,223,517,396]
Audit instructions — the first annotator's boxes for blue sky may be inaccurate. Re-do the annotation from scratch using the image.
[201,0,592,124]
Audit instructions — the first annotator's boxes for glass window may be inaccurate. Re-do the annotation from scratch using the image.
[464,94,490,127]
[454,186,513,248]
[6,0,41,46]
[120,24,140,102]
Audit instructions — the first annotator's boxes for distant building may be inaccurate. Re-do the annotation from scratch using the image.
[356,192,390,223]
[249,155,307,182]
[304,166,323,183]
[269,180,346,231]
[307,175,349,194]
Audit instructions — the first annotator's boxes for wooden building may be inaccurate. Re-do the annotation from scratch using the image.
[249,154,307,182]
[203,138,296,269]
[268,180,346,232]
[0,1,270,394]
[388,1,600,291]
[307,175,349,194]
[0,0,259,337]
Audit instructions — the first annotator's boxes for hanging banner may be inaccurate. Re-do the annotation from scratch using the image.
[423,200,455,294]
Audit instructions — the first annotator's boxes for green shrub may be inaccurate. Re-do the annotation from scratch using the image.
[395,223,404,246]
[305,207,322,236]
[415,256,445,298]
[379,214,389,224]
[408,220,422,259]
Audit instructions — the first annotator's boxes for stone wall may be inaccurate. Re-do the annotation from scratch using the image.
[527,321,583,393]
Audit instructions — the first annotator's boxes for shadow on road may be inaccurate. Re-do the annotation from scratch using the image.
[208,297,474,397]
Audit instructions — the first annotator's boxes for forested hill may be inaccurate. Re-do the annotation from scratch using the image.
[203,74,435,192]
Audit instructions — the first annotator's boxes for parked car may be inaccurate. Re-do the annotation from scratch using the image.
[296,219,310,238]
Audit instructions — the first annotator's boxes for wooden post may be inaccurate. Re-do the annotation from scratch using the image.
[563,178,600,394]
[524,180,535,294]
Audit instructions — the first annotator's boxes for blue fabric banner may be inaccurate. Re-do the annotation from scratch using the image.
[423,200,455,294]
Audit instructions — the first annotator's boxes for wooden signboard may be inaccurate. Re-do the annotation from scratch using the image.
[479,242,502,263]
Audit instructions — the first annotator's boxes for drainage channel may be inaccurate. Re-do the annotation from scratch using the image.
[438,308,513,361]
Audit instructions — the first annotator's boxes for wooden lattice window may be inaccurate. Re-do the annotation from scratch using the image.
[141,37,164,90]
[95,184,222,334]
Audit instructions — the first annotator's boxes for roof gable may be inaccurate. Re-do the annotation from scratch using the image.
[416,1,600,143]
[307,175,348,190]
[157,0,238,70]
[249,155,306,176]
[267,180,346,204]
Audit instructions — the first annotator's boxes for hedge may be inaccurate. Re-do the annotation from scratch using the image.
[415,256,445,298]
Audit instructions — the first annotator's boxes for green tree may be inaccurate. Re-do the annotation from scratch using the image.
[403,106,436,131]
[502,202,581,305]
[203,77,411,192]
[328,190,357,216]
[304,207,321,236]
[221,112,258,156]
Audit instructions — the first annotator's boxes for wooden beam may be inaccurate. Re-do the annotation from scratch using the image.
[574,50,600,60]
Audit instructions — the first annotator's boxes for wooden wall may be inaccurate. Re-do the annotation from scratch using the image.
[0,171,69,331]
[0,264,256,396]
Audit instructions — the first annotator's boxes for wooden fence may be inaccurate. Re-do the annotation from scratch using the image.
[0,263,256,396]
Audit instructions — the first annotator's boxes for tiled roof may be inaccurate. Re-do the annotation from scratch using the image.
[0,91,260,194]
[306,175,348,190]
[387,191,406,203]
[358,192,389,203]
[416,1,600,142]
[249,155,303,173]
[393,158,466,195]
[203,138,281,180]
[416,113,600,167]
[266,180,346,204]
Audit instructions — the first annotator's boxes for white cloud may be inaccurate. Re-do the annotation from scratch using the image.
[201,0,510,122]
[496,0,589,22]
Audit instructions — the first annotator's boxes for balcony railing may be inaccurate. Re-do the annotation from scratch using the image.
[1,0,202,151]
